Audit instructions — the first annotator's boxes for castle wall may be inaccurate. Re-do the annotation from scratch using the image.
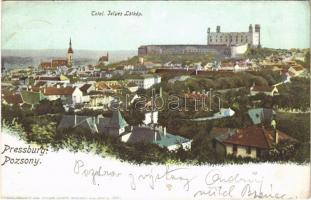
[138,45,231,57]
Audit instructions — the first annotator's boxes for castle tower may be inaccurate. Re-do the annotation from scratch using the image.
[67,38,74,66]
[249,24,253,33]
[216,25,221,33]
[207,27,211,45]
[255,24,261,47]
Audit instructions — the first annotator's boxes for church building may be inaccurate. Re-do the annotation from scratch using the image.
[40,38,74,70]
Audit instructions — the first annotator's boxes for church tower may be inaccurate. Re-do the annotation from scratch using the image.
[67,38,74,66]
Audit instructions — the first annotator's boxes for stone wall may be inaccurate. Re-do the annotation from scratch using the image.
[138,44,231,57]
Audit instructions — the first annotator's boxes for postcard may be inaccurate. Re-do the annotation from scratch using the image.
[1,1,310,199]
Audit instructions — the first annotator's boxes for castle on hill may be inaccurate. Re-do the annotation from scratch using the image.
[138,24,261,58]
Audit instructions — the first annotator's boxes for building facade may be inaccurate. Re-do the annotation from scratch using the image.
[128,75,161,89]
[207,24,261,48]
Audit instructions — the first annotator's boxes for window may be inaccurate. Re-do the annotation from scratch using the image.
[233,144,237,154]
[247,146,251,154]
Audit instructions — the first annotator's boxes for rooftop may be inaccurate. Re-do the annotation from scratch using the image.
[212,126,298,149]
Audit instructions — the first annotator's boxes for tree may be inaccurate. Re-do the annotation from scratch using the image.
[34,99,65,115]
[30,122,56,144]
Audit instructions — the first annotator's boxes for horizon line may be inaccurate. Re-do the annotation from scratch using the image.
[2,48,138,51]
[2,45,310,51]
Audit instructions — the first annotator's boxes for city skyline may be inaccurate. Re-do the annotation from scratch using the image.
[2,1,310,50]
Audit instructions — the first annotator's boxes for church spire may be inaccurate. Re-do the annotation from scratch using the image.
[67,37,73,54]
[67,37,73,66]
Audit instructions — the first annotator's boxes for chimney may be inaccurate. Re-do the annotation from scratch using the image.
[154,131,157,141]
[275,130,279,145]
[163,127,167,137]
[74,115,77,126]
[97,115,100,124]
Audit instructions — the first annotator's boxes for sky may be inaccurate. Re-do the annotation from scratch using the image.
[1,1,310,50]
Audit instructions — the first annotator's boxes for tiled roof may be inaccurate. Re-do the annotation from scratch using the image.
[32,86,76,96]
[52,59,67,68]
[221,126,297,149]
[222,126,270,149]
[20,90,45,105]
[251,85,275,92]
[43,87,76,96]
[40,62,52,69]
[35,76,61,81]
[57,115,123,135]
[127,126,160,143]
[57,115,97,133]
[79,84,92,93]
[2,92,23,105]
[34,81,47,87]
[263,129,298,147]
